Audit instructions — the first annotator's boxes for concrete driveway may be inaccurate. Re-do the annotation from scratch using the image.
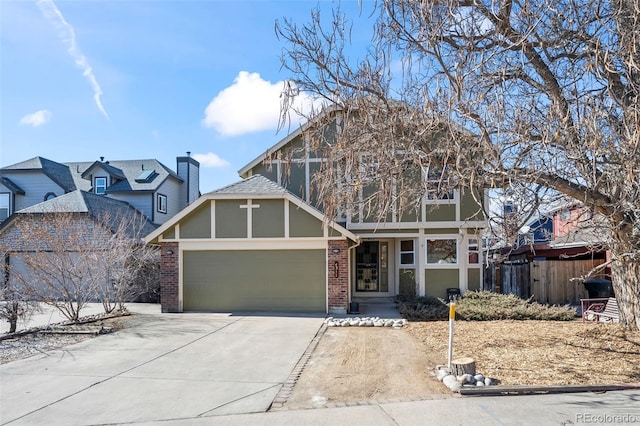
[0,307,325,425]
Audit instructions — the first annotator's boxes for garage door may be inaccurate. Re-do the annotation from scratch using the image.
[183,249,326,312]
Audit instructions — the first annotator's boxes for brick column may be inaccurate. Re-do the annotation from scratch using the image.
[160,242,180,313]
[327,239,349,314]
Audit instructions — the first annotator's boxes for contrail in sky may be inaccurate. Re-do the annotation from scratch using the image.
[37,0,109,119]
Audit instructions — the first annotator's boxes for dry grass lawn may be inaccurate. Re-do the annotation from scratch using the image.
[408,320,640,386]
[285,319,640,409]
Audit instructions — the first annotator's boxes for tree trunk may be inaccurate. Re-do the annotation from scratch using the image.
[451,357,476,376]
[611,258,640,331]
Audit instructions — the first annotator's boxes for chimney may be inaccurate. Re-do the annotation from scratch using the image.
[176,153,200,207]
[100,156,104,162]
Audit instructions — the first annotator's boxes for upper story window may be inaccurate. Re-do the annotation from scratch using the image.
[424,166,455,202]
[0,193,10,221]
[400,240,415,266]
[157,194,167,213]
[426,238,458,265]
[94,177,107,195]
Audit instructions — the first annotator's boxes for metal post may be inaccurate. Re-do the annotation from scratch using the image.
[447,296,456,370]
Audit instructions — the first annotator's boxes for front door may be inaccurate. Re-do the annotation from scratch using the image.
[354,240,394,297]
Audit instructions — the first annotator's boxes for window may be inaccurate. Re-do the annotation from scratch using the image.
[426,238,458,264]
[157,194,167,213]
[94,177,107,195]
[400,240,415,266]
[44,192,56,201]
[0,194,9,221]
[424,166,455,201]
[468,238,479,264]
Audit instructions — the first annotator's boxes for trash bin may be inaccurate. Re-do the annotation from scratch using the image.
[446,288,461,300]
[349,301,360,314]
[583,279,614,298]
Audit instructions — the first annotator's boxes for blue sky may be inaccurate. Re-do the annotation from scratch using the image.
[1,0,374,192]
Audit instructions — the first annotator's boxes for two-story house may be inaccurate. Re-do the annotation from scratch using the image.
[1,154,199,305]
[146,114,488,314]
[0,155,200,225]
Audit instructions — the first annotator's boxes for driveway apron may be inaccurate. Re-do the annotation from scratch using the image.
[0,311,325,425]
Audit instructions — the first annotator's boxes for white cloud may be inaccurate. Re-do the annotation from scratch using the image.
[192,152,230,168]
[202,71,318,137]
[19,110,52,127]
[37,0,109,119]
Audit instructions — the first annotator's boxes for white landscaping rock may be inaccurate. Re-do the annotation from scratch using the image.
[443,375,462,392]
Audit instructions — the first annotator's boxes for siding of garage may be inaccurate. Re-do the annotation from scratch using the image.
[183,249,326,312]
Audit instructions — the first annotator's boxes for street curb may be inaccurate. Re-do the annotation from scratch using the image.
[459,382,640,396]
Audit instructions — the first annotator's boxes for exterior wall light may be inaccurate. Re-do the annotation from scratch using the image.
[166,249,174,255]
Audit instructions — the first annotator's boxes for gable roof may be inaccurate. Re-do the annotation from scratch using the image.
[1,156,77,192]
[145,174,358,243]
[238,127,304,177]
[81,161,127,181]
[7,190,157,238]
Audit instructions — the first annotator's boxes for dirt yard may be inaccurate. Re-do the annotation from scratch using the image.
[285,320,640,409]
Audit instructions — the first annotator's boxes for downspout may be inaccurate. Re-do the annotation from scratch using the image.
[348,237,361,308]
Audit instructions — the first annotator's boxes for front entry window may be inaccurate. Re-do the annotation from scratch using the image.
[355,241,389,292]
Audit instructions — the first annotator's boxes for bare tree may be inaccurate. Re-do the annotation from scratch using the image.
[276,0,640,329]
[4,212,112,321]
[97,213,160,313]
[3,205,157,321]
[0,246,40,333]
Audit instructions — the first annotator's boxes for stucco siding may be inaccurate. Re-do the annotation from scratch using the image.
[181,202,211,239]
[424,269,459,299]
[289,203,323,237]
[215,200,247,238]
[252,199,285,238]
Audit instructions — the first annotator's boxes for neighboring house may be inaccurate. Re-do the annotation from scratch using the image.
[0,190,158,300]
[486,202,608,304]
[0,155,199,225]
[147,119,488,314]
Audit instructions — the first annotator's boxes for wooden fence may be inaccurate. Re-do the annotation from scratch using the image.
[485,259,605,304]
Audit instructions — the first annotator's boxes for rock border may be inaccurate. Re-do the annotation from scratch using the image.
[324,317,407,328]
[435,365,496,392]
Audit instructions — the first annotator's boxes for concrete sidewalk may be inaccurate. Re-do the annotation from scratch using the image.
[138,389,640,425]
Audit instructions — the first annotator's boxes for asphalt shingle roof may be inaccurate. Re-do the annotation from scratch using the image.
[66,159,182,192]
[209,174,288,196]
[1,156,77,192]
[17,190,157,237]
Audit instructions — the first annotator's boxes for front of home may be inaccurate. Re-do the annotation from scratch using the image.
[147,118,488,314]
[146,175,356,313]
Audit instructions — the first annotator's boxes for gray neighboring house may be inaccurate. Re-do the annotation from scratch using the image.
[0,155,200,225]
[1,190,158,300]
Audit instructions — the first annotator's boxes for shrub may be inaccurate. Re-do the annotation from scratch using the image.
[397,291,577,321]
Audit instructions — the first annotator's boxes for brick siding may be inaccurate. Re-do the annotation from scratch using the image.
[327,239,349,314]
[160,242,180,312]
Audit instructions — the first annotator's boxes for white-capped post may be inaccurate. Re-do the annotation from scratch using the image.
[447,297,456,370]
